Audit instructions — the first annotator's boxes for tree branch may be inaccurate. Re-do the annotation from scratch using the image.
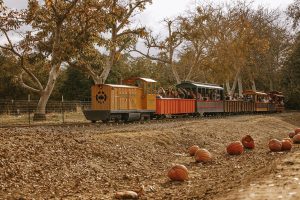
[130,49,169,63]
[116,1,147,33]
[0,30,44,90]
[19,73,41,93]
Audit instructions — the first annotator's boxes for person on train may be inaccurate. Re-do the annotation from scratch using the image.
[177,88,186,98]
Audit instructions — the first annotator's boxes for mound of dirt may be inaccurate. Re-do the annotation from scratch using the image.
[0,113,300,199]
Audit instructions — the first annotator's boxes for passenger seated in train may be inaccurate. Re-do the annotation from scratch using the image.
[244,95,253,102]
[177,88,186,98]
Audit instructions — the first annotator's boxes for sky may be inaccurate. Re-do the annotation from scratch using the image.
[137,0,294,33]
[1,0,295,44]
[2,0,294,33]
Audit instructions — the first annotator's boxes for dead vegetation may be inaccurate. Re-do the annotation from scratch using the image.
[0,112,300,199]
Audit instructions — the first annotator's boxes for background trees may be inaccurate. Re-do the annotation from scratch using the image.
[0,0,87,120]
[0,0,299,111]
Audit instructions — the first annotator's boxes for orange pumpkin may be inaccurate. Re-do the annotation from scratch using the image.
[241,135,255,149]
[283,138,293,144]
[295,128,300,134]
[167,164,189,181]
[281,139,292,151]
[289,132,296,138]
[269,139,282,152]
[293,134,300,144]
[194,149,212,163]
[227,141,244,155]
[188,145,200,156]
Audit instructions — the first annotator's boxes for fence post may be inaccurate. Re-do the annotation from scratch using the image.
[61,95,64,123]
[28,94,31,126]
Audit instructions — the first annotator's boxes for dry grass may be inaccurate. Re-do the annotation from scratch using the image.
[0,112,88,126]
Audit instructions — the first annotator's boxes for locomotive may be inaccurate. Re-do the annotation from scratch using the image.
[83,77,284,123]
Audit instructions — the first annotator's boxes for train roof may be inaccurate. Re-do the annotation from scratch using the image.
[269,91,284,97]
[123,77,157,83]
[139,77,157,83]
[105,84,139,88]
[243,90,267,96]
[177,82,224,90]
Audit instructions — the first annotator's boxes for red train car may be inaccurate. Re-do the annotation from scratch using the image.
[156,98,195,116]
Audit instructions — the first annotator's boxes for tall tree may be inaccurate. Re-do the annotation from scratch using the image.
[282,33,300,109]
[133,19,183,84]
[69,0,151,84]
[0,0,97,120]
[179,5,222,82]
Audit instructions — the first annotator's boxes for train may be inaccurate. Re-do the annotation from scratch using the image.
[83,77,284,123]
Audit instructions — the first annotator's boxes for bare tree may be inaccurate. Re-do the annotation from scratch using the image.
[132,19,183,84]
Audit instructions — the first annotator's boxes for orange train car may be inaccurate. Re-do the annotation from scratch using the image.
[83,77,157,122]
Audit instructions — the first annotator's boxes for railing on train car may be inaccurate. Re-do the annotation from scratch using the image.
[197,100,224,113]
[256,102,269,111]
[225,100,255,113]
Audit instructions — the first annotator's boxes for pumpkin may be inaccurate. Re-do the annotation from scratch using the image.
[289,132,296,138]
[188,145,200,156]
[295,128,300,134]
[194,149,212,163]
[281,139,292,151]
[167,164,189,181]
[283,138,293,144]
[226,141,244,155]
[268,139,282,152]
[241,135,255,149]
[293,134,300,144]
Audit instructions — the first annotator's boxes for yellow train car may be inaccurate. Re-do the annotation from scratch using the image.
[243,90,274,112]
[83,77,156,122]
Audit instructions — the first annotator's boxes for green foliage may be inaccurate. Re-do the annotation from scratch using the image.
[57,68,93,101]
[282,33,300,109]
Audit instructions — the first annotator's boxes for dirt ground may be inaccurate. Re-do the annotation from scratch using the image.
[0,112,300,200]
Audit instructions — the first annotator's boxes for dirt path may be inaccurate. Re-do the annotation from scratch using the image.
[216,150,300,200]
[0,113,300,199]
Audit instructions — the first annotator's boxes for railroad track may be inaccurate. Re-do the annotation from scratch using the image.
[0,112,281,129]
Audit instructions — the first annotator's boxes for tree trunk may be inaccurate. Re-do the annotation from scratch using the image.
[226,79,231,97]
[170,63,181,84]
[231,73,238,97]
[251,79,256,91]
[99,63,112,84]
[269,78,274,91]
[238,74,243,98]
[33,67,58,121]
[225,70,240,99]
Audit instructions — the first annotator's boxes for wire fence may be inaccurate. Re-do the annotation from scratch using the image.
[0,98,91,127]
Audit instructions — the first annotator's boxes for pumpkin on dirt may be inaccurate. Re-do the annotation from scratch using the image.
[293,134,300,144]
[241,135,255,149]
[289,132,296,138]
[269,139,282,152]
[167,164,189,181]
[226,141,244,155]
[281,139,292,151]
[194,148,212,163]
[295,128,300,134]
[188,145,200,156]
